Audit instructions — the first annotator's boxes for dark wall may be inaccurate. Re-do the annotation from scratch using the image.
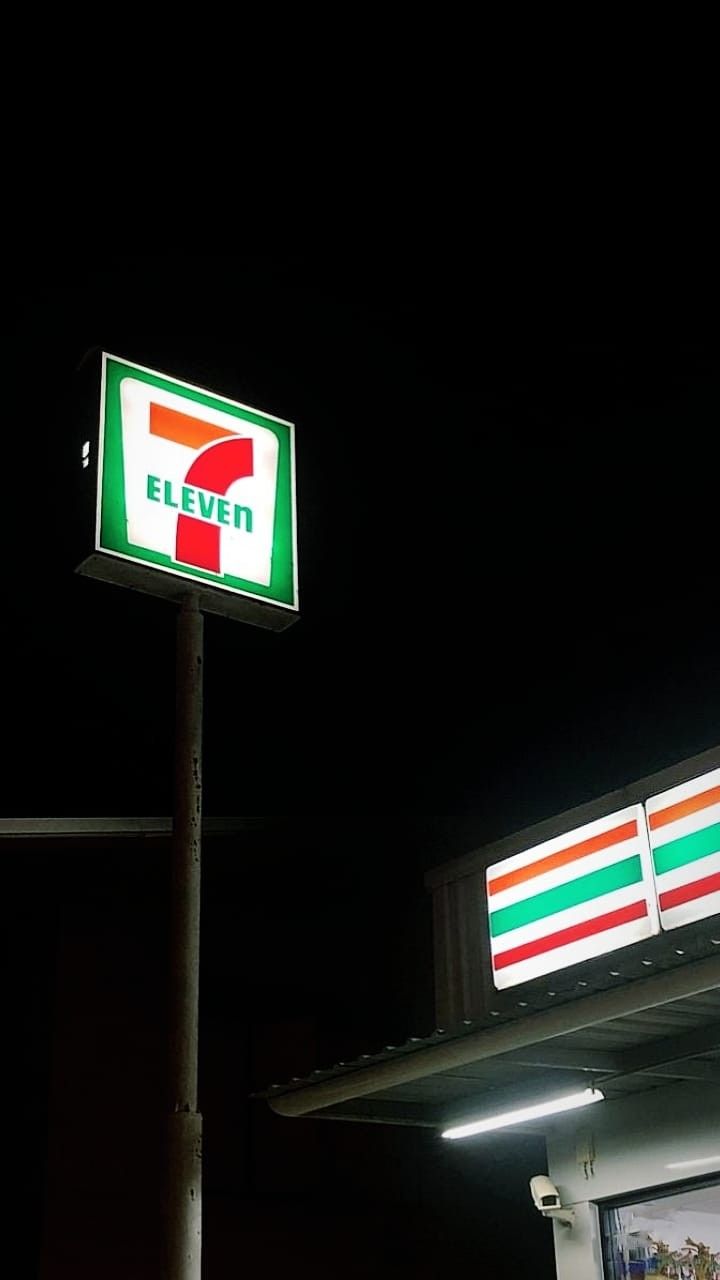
[10,831,555,1278]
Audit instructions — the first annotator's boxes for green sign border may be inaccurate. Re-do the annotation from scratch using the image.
[97,355,297,608]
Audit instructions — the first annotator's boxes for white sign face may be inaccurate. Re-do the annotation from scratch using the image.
[486,806,659,989]
[646,767,720,931]
[94,354,298,613]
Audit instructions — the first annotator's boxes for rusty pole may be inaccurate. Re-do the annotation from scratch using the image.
[166,594,204,1280]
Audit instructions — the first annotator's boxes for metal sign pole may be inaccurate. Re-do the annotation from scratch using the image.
[166,594,204,1280]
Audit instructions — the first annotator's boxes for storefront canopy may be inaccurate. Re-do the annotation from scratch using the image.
[261,950,720,1129]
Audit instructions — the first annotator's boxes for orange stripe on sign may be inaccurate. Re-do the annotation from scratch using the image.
[150,402,236,449]
[487,820,638,897]
[648,785,720,831]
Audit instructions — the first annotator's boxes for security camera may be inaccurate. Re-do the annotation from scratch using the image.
[529,1176,575,1227]
[530,1175,562,1211]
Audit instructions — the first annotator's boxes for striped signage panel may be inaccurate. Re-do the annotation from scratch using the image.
[646,767,720,931]
[486,806,660,989]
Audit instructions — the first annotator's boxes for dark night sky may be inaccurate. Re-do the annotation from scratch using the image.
[6,257,719,828]
[4,257,719,1276]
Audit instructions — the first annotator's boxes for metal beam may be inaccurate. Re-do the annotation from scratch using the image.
[495,1044,720,1082]
[0,815,273,839]
[601,1021,720,1087]
[447,1048,720,1091]
[496,1046,622,1072]
[639,1060,720,1083]
[0,816,172,837]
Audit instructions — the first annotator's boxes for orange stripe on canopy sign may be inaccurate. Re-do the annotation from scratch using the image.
[648,785,720,831]
[150,402,236,450]
[487,820,638,896]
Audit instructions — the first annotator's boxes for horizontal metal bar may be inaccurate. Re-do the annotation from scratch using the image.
[639,1060,720,1083]
[0,817,172,837]
[0,816,275,839]
[449,1048,720,1083]
[497,1046,623,1072]
[601,1019,720,1086]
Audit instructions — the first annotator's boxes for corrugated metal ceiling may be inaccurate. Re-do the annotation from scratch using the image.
[260,956,720,1128]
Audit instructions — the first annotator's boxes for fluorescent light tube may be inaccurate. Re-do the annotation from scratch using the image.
[441,1087,604,1141]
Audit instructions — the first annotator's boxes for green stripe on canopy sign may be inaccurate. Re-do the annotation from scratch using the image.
[489,856,644,938]
[486,804,659,990]
[646,767,720,932]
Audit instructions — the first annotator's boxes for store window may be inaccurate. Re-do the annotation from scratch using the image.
[600,1176,720,1279]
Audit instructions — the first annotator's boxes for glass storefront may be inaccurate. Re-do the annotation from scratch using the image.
[600,1177,720,1280]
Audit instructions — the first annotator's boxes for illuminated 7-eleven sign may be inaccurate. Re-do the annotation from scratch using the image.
[87,354,298,623]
